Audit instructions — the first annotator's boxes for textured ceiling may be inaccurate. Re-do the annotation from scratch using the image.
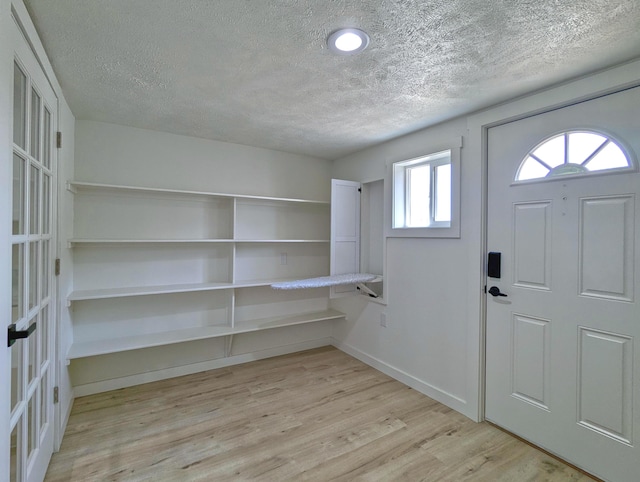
[23,0,640,160]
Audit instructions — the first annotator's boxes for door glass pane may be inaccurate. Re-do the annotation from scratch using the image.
[40,305,49,366]
[42,240,50,299]
[12,244,24,323]
[27,316,38,386]
[29,165,40,234]
[12,154,26,235]
[42,173,51,235]
[11,337,23,413]
[43,107,52,169]
[13,61,27,149]
[532,134,565,168]
[39,371,48,436]
[27,397,36,462]
[29,241,39,311]
[585,142,630,171]
[568,132,607,165]
[30,88,41,160]
[10,420,19,482]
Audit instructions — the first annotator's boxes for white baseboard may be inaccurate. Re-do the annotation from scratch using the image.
[73,338,332,397]
[331,338,475,420]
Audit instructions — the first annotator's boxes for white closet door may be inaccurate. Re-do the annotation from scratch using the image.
[7,16,58,482]
[330,179,361,297]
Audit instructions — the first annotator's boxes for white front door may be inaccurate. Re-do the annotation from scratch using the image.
[7,15,58,482]
[486,86,640,481]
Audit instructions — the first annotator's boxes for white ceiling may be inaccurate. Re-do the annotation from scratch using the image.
[24,0,640,160]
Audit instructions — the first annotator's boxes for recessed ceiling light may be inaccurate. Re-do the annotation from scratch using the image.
[327,28,370,55]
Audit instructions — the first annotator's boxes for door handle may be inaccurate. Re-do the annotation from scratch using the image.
[488,286,508,297]
[7,323,37,347]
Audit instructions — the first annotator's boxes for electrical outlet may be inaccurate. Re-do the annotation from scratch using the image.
[280,252,287,265]
[380,312,387,327]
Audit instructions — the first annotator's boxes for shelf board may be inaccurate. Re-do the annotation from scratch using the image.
[67,181,330,205]
[234,239,330,243]
[67,309,345,359]
[67,277,330,302]
[68,282,234,301]
[68,239,235,247]
[69,238,329,247]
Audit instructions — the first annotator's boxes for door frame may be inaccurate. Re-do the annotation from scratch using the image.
[1,0,14,477]
[471,62,640,423]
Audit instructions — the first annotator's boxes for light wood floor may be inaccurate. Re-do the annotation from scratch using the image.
[46,347,595,481]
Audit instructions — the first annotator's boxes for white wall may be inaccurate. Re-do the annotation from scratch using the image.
[70,121,335,393]
[75,121,331,202]
[331,117,483,419]
[330,59,640,422]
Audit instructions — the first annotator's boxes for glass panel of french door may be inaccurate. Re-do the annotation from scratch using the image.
[10,420,19,482]
[13,62,27,150]
[10,48,56,481]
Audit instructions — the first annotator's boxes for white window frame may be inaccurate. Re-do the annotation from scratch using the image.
[386,137,461,238]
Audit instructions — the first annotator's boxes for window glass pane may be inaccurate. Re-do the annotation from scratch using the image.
[30,88,41,161]
[11,336,23,413]
[43,107,52,169]
[517,157,550,181]
[568,132,607,165]
[12,244,24,323]
[29,241,39,311]
[407,164,430,227]
[10,419,19,482]
[435,164,451,222]
[12,154,25,235]
[42,240,50,300]
[42,174,51,235]
[29,165,40,235]
[532,134,565,168]
[584,142,630,171]
[13,62,27,149]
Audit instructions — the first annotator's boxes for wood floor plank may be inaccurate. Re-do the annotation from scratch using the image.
[46,347,596,481]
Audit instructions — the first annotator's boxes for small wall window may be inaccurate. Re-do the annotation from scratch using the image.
[393,150,451,228]
[387,137,461,238]
[516,130,633,182]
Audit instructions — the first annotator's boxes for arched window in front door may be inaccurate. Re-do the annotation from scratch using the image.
[516,130,634,182]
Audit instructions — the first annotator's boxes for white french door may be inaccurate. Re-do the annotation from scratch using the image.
[7,15,57,482]
[486,86,640,481]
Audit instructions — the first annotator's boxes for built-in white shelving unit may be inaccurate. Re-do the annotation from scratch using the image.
[66,181,342,359]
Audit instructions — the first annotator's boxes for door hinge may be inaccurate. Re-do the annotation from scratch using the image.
[358,188,361,192]
[55,258,61,276]
[53,386,59,404]
[56,131,62,149]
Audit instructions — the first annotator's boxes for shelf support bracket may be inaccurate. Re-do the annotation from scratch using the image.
[356,283,379,298]
[225,334,234,357]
